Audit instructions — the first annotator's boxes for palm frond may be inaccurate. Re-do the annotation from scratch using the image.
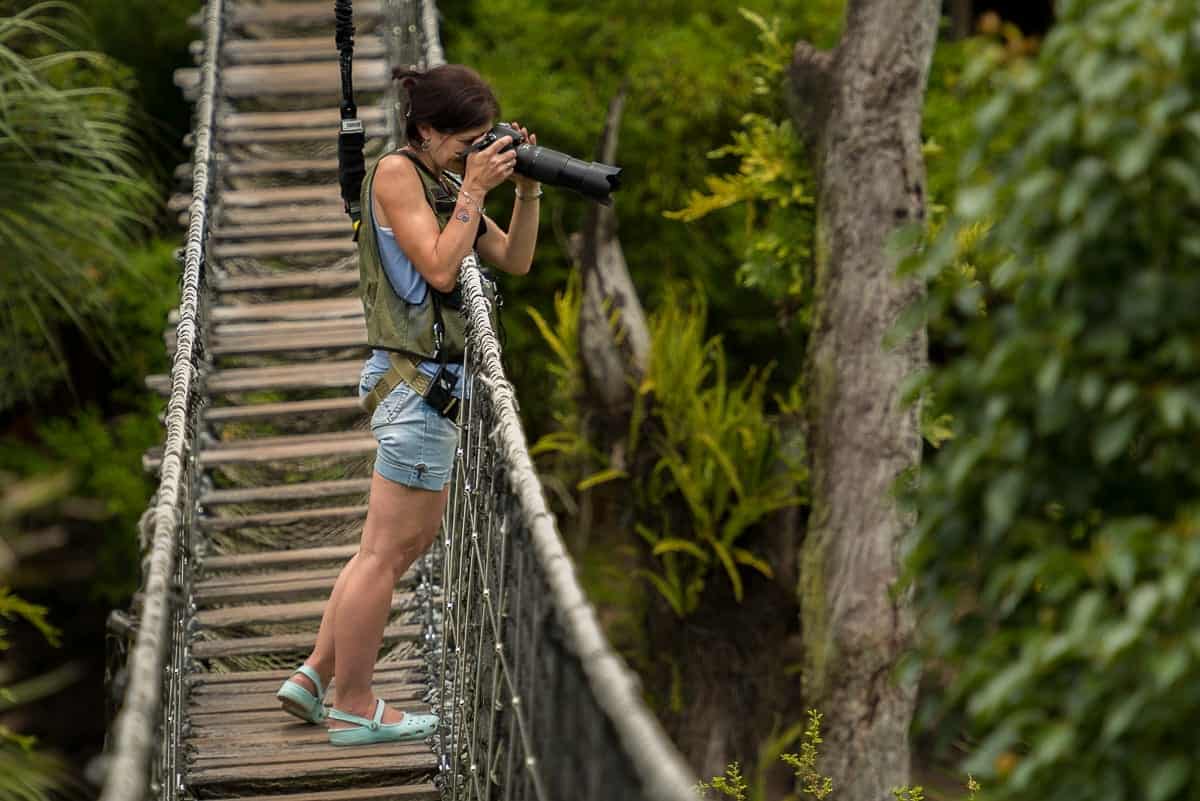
[0,2,157,410]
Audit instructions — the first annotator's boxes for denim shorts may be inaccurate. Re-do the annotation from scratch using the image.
[359,372,460,491]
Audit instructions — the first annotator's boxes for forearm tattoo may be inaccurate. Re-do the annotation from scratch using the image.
[456,209,471,224]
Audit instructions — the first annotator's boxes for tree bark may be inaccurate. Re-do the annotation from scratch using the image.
[787,1,938,798]
[576,86,650,417]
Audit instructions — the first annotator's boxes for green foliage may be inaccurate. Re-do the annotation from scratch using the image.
[0,741,70,801]
[0,2,158,411]
[780,710,834,800]
[74,0,198,176]
[0,587,59,652]
[697,762,749,801]
[631,291,806,616]
[666,12,815,308]
[446,0,843,431]
[892,787,925,801]
[0,582,68,801]
[531,285,807,617]
[908,2,1200,799]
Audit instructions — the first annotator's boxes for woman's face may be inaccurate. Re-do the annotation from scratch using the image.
[424,121,494,174]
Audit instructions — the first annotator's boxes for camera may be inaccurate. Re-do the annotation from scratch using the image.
[468,124,622,205]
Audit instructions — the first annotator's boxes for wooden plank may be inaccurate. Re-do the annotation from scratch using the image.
[190,740,431,769]
[189,681,424,716]
[194,577,342,605]
[204,397,362,424]
[208,329,367,357]
[217,204,347,227]
[176,60,389,100]
[197,566,341,590]
[193,35,387,65]
[192,622,419,659]
[223,158,337,177]
[221,107,386,132]
[213,269,358,293]
[170,323,367,357]
[193,566,416,606]
[216,220,355,240]
[172,158,337,182]
[199,505,368,531]
[148,360,362,395]
[190,678,425,706]
[147,431,376,469]
[222,126,386,145]
[214,317,365,337]
[194,439,374,469]
[188,658,422,687]
[190,1,383,30]
[189,668,423,698]
[201,543,358,570]
[202,479,370,507]
[213,238,357,259]
[195,783,438,801]
[221,185,341,206]
[169,186,338,212]
[186,751,435,787]
[173,296,361,324]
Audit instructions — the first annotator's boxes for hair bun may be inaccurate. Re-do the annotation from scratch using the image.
[392,67,421,92]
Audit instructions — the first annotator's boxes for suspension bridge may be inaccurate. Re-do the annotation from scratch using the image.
[98,2,697,799]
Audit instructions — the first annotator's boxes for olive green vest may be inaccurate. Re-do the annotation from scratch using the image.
[358,151,494,362]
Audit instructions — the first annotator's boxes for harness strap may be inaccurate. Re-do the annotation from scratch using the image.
[360,351,460,420]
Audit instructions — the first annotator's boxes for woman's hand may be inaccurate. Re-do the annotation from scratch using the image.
[507,121,541,195]
[462,134,517,195]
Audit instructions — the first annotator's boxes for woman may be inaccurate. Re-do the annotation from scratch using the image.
[274,64,541,746]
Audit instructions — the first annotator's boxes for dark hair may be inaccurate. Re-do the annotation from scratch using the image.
[393,64,500,145]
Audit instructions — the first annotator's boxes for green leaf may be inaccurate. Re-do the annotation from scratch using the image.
[576,468,628,492]
[652,538,710,563]
[731,547,773,579]
[1092,412,1139,464]
[710,539,744,602]
[1156,388,1189,430]
[1145,757,1189,801]
[637,569,686,618]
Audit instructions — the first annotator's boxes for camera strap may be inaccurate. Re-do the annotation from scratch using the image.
[334,0,365,240]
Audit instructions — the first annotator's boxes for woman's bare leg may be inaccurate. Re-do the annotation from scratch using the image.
[329,471,448,725]
[286,552,359,696]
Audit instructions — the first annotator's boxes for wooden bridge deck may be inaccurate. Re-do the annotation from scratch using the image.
[152,3,440,798]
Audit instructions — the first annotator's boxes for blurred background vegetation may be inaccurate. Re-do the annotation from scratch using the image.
[10,0,1200,800]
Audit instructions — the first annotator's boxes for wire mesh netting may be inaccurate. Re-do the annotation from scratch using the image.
[417,260,696,801]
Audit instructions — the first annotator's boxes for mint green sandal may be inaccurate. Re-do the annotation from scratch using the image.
[275,664,327,724]
[327,698,438,746]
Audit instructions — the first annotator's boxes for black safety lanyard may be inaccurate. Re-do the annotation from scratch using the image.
[335,0,366,240]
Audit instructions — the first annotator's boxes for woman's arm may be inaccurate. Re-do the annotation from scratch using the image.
[374,139,515,292]
[476,123,541,276]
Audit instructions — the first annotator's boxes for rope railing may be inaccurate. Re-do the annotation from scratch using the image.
[422,257,698,800]
[97,0,221,798]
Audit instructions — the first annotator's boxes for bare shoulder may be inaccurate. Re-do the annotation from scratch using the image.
[372,153,430,228]
[373,152,423,195]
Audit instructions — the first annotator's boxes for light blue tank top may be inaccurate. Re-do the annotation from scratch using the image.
[363,211,464,397]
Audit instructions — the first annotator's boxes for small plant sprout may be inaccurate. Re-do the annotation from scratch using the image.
[695,761,748,801]
[780,709,833,800]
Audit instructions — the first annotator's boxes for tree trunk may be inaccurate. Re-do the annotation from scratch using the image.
[576,86,650,418]
[787,1,938,798]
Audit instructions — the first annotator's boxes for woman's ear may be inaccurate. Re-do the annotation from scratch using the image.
[414,123,434,144]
